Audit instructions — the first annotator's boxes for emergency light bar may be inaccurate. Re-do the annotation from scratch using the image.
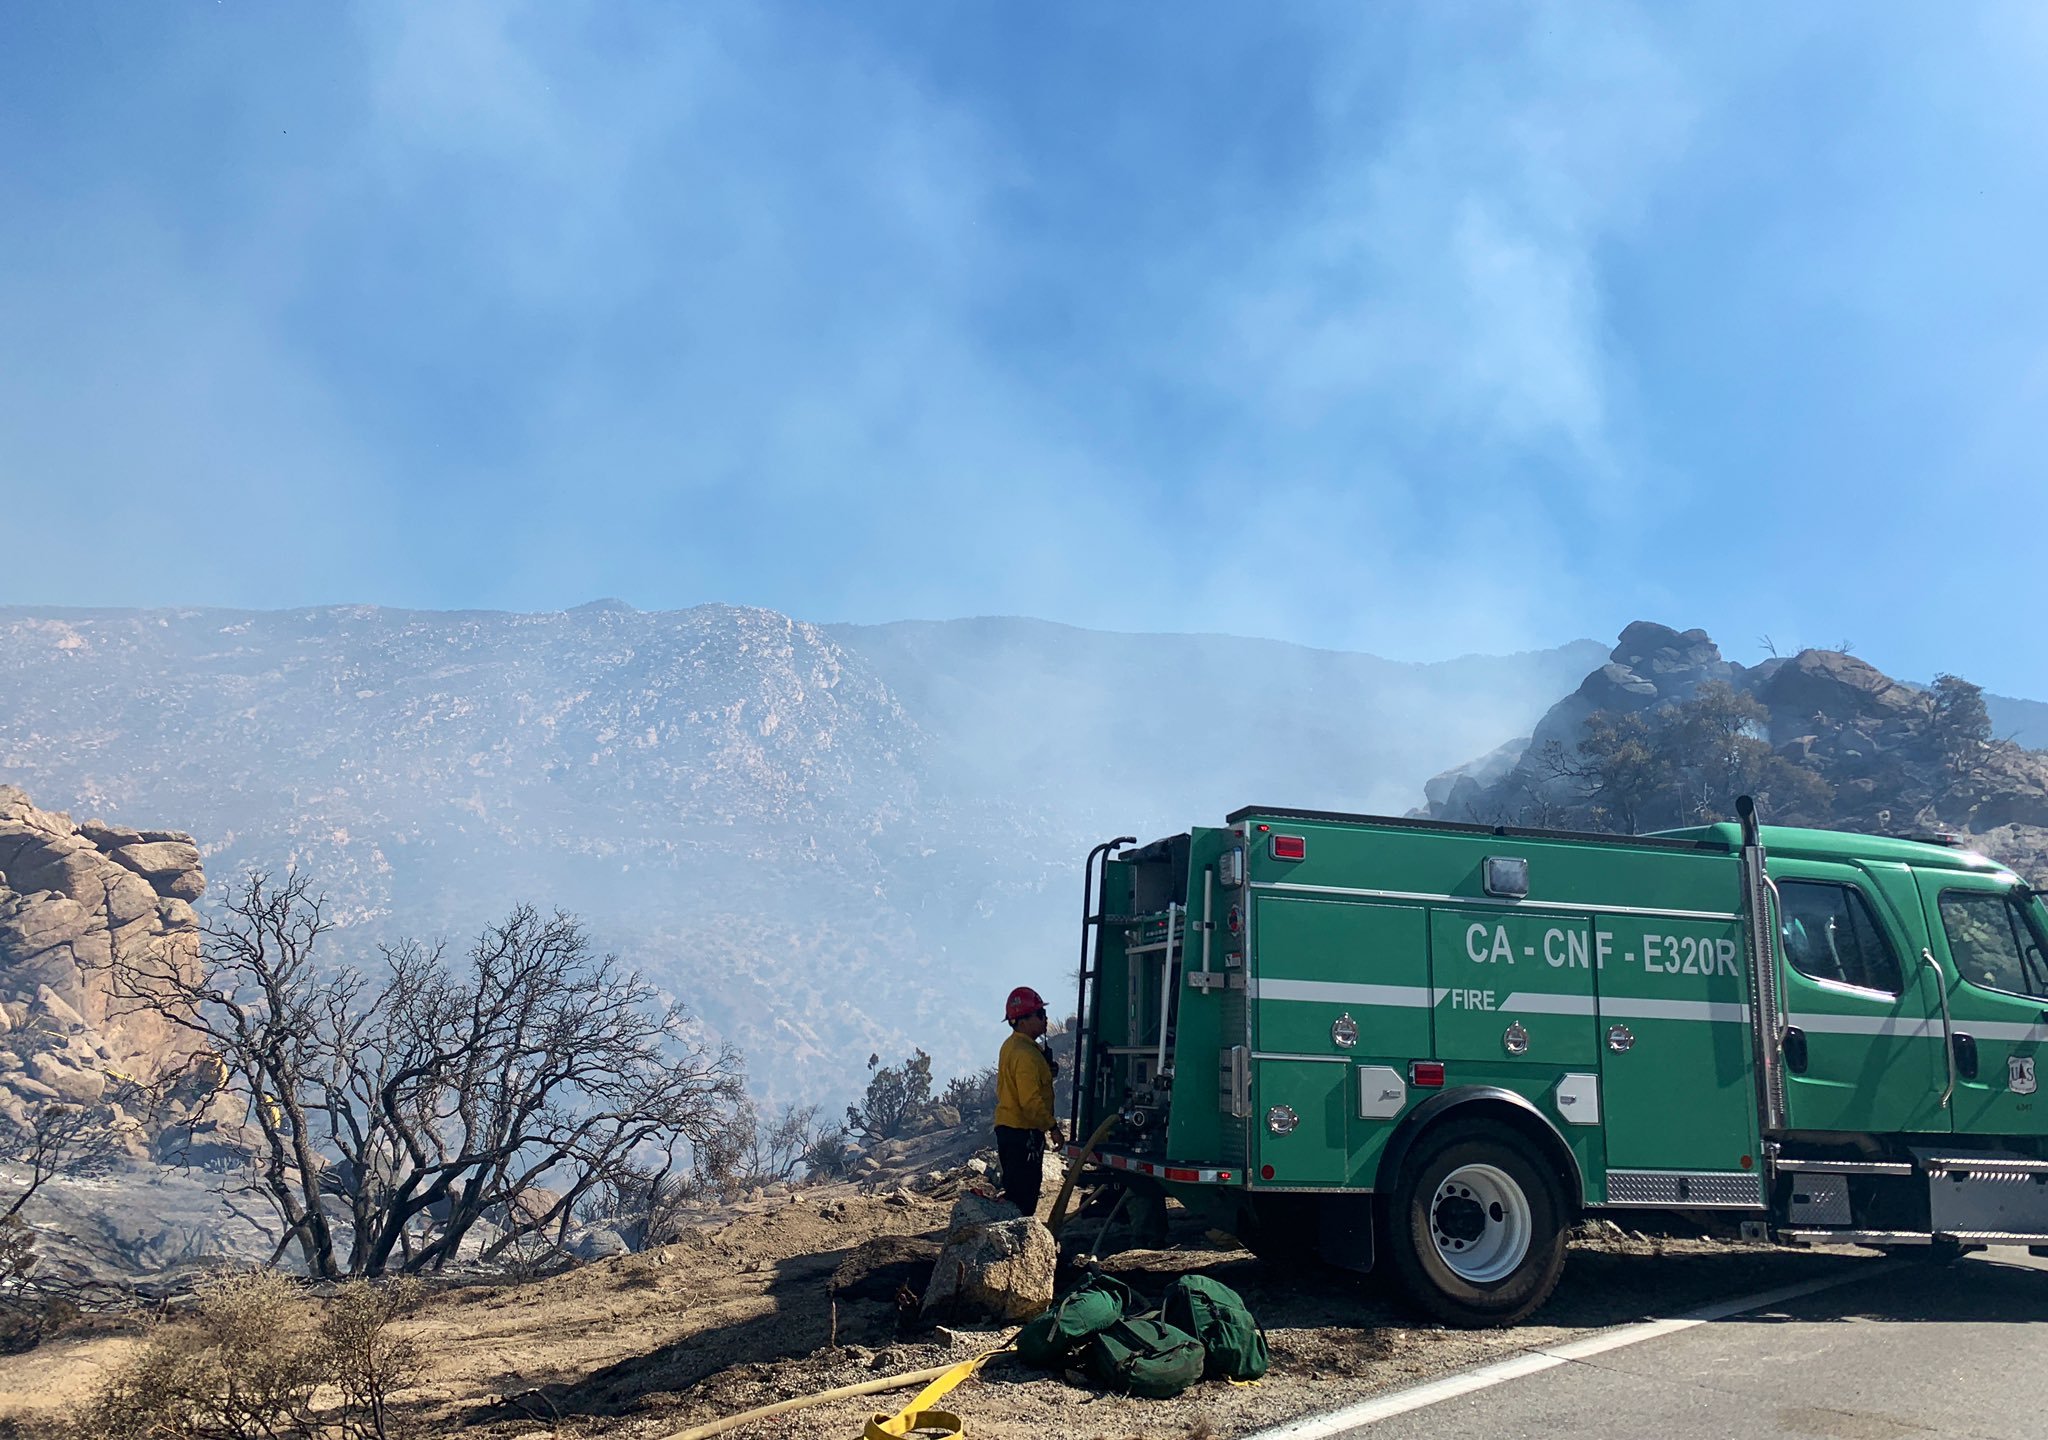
[1900,831,1965,848]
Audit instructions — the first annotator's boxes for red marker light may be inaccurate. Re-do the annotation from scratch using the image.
[1259,1164,1275,1180]
[1256,824,1271,832]
[1410,1061,1446,1088]
[1271,834,1306,861]
[1164,1167,1199,1182]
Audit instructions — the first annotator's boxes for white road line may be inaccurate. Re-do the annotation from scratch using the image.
[1238,1261,1902,1440]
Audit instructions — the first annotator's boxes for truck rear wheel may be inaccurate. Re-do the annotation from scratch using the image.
[1385,1119,1567,1327]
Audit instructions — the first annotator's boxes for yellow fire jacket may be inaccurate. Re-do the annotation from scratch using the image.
[994,1030,1056,1131]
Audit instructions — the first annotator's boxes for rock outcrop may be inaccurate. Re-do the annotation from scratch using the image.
[0,786,209,1140]
[1419,625,2048,876]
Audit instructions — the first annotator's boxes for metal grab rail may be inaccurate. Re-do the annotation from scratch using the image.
[1155,902,1181,1077]
[1737,797,1789,1136]
[1762,874,1787,1045]
[1923,947,1957,1110]
[1070,837,1134,1139]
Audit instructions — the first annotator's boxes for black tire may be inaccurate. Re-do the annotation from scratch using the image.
[1384,1119,1568,1327]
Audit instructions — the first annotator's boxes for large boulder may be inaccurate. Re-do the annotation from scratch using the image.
[1579,662,1659,711]
[568,1226,630,1261]
[1612,622,1734,681]
[1759,650,1920,741]
[919,1192,1057,1323]
[0,894,92,955]
[110,840,207,902]
[0,787,214,1112]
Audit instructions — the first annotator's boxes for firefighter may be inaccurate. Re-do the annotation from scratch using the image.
[995,985,1062,1216]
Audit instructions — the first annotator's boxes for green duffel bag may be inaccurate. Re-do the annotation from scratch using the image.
[1014,1272,1144,1369]
[1160,1274,1270,1381]
[1082,1316,1206,1398]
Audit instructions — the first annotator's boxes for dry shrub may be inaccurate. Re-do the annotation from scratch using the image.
[322,1279,424,1438]
[77,1270,423,1440]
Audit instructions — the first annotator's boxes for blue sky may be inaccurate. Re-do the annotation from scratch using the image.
[2,3,2046,696]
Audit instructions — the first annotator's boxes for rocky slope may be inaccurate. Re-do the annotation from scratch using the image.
[0,786,209,1134]
[0,605,1600,1100]
[1421,621,2048,875]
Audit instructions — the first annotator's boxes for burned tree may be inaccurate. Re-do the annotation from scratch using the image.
[107,873,744,1278]
[0,1098,131,1343]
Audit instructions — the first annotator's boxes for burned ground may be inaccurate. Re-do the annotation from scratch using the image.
[0,1140,1889,1440]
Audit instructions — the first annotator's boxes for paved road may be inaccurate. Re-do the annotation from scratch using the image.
[1347,1250,2048,1439]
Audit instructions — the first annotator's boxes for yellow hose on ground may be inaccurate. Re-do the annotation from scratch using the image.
[861,1347,1008,1439]
[1045,1113,1120,1235]
[656,1352,997,1440]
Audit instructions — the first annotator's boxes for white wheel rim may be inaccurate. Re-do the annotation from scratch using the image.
[1428,1162,1532,1284]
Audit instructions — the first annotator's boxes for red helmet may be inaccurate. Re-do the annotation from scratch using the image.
[1005,986,1048,1022]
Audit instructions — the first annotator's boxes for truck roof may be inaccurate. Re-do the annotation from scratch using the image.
[1657,821,2010,874]
[1224,806,2012,876]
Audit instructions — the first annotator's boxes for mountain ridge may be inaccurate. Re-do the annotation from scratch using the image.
[0,603,1600,1101]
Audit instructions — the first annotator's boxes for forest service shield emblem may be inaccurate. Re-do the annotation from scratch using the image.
[2010,1055,2038,1096]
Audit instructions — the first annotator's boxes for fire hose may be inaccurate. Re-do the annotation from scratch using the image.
[656,1346,1009,1440]
[1045,1112,1121,1235]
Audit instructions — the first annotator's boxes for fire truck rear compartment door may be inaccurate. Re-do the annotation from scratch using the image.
[1252,1059,1350,1186]
[1251,897,1431,1059]
[1596,912,1761,1194]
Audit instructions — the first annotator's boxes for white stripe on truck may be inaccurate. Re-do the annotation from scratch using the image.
[1253,981,1750,1025]
[1246,978,1432,1008]
[1601,996,1751,1024]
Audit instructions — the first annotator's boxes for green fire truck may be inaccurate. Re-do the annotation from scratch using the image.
[1062,800,2048,1325]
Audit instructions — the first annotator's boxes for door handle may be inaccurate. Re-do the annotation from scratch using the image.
[1954,1033,1980,1081]
[1782,1026,1808,1074]
[1921,948,1956,1110]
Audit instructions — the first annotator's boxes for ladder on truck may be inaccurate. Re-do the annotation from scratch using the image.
[1071,838,1191,1143]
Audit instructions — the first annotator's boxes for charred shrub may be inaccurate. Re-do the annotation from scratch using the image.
[845,1050,936,1143]
[77,1271,423,1440]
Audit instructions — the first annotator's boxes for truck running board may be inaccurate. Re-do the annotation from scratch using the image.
[1779,1147,2048,1248]
[1772,1158,1914,1176]
[1916,1154,2048,1177]
[1779,1229,1933,1247]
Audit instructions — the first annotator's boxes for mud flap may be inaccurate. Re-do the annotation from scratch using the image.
[1315,1194,1376,1273]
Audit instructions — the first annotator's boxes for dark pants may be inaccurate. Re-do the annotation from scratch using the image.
[994,1125,1045,1216]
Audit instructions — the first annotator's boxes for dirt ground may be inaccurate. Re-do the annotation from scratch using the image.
[0,1155,1887,1440]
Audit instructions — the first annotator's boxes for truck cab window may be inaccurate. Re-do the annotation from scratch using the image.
[1777,881,1903,994]
[1938,890,2048,999]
